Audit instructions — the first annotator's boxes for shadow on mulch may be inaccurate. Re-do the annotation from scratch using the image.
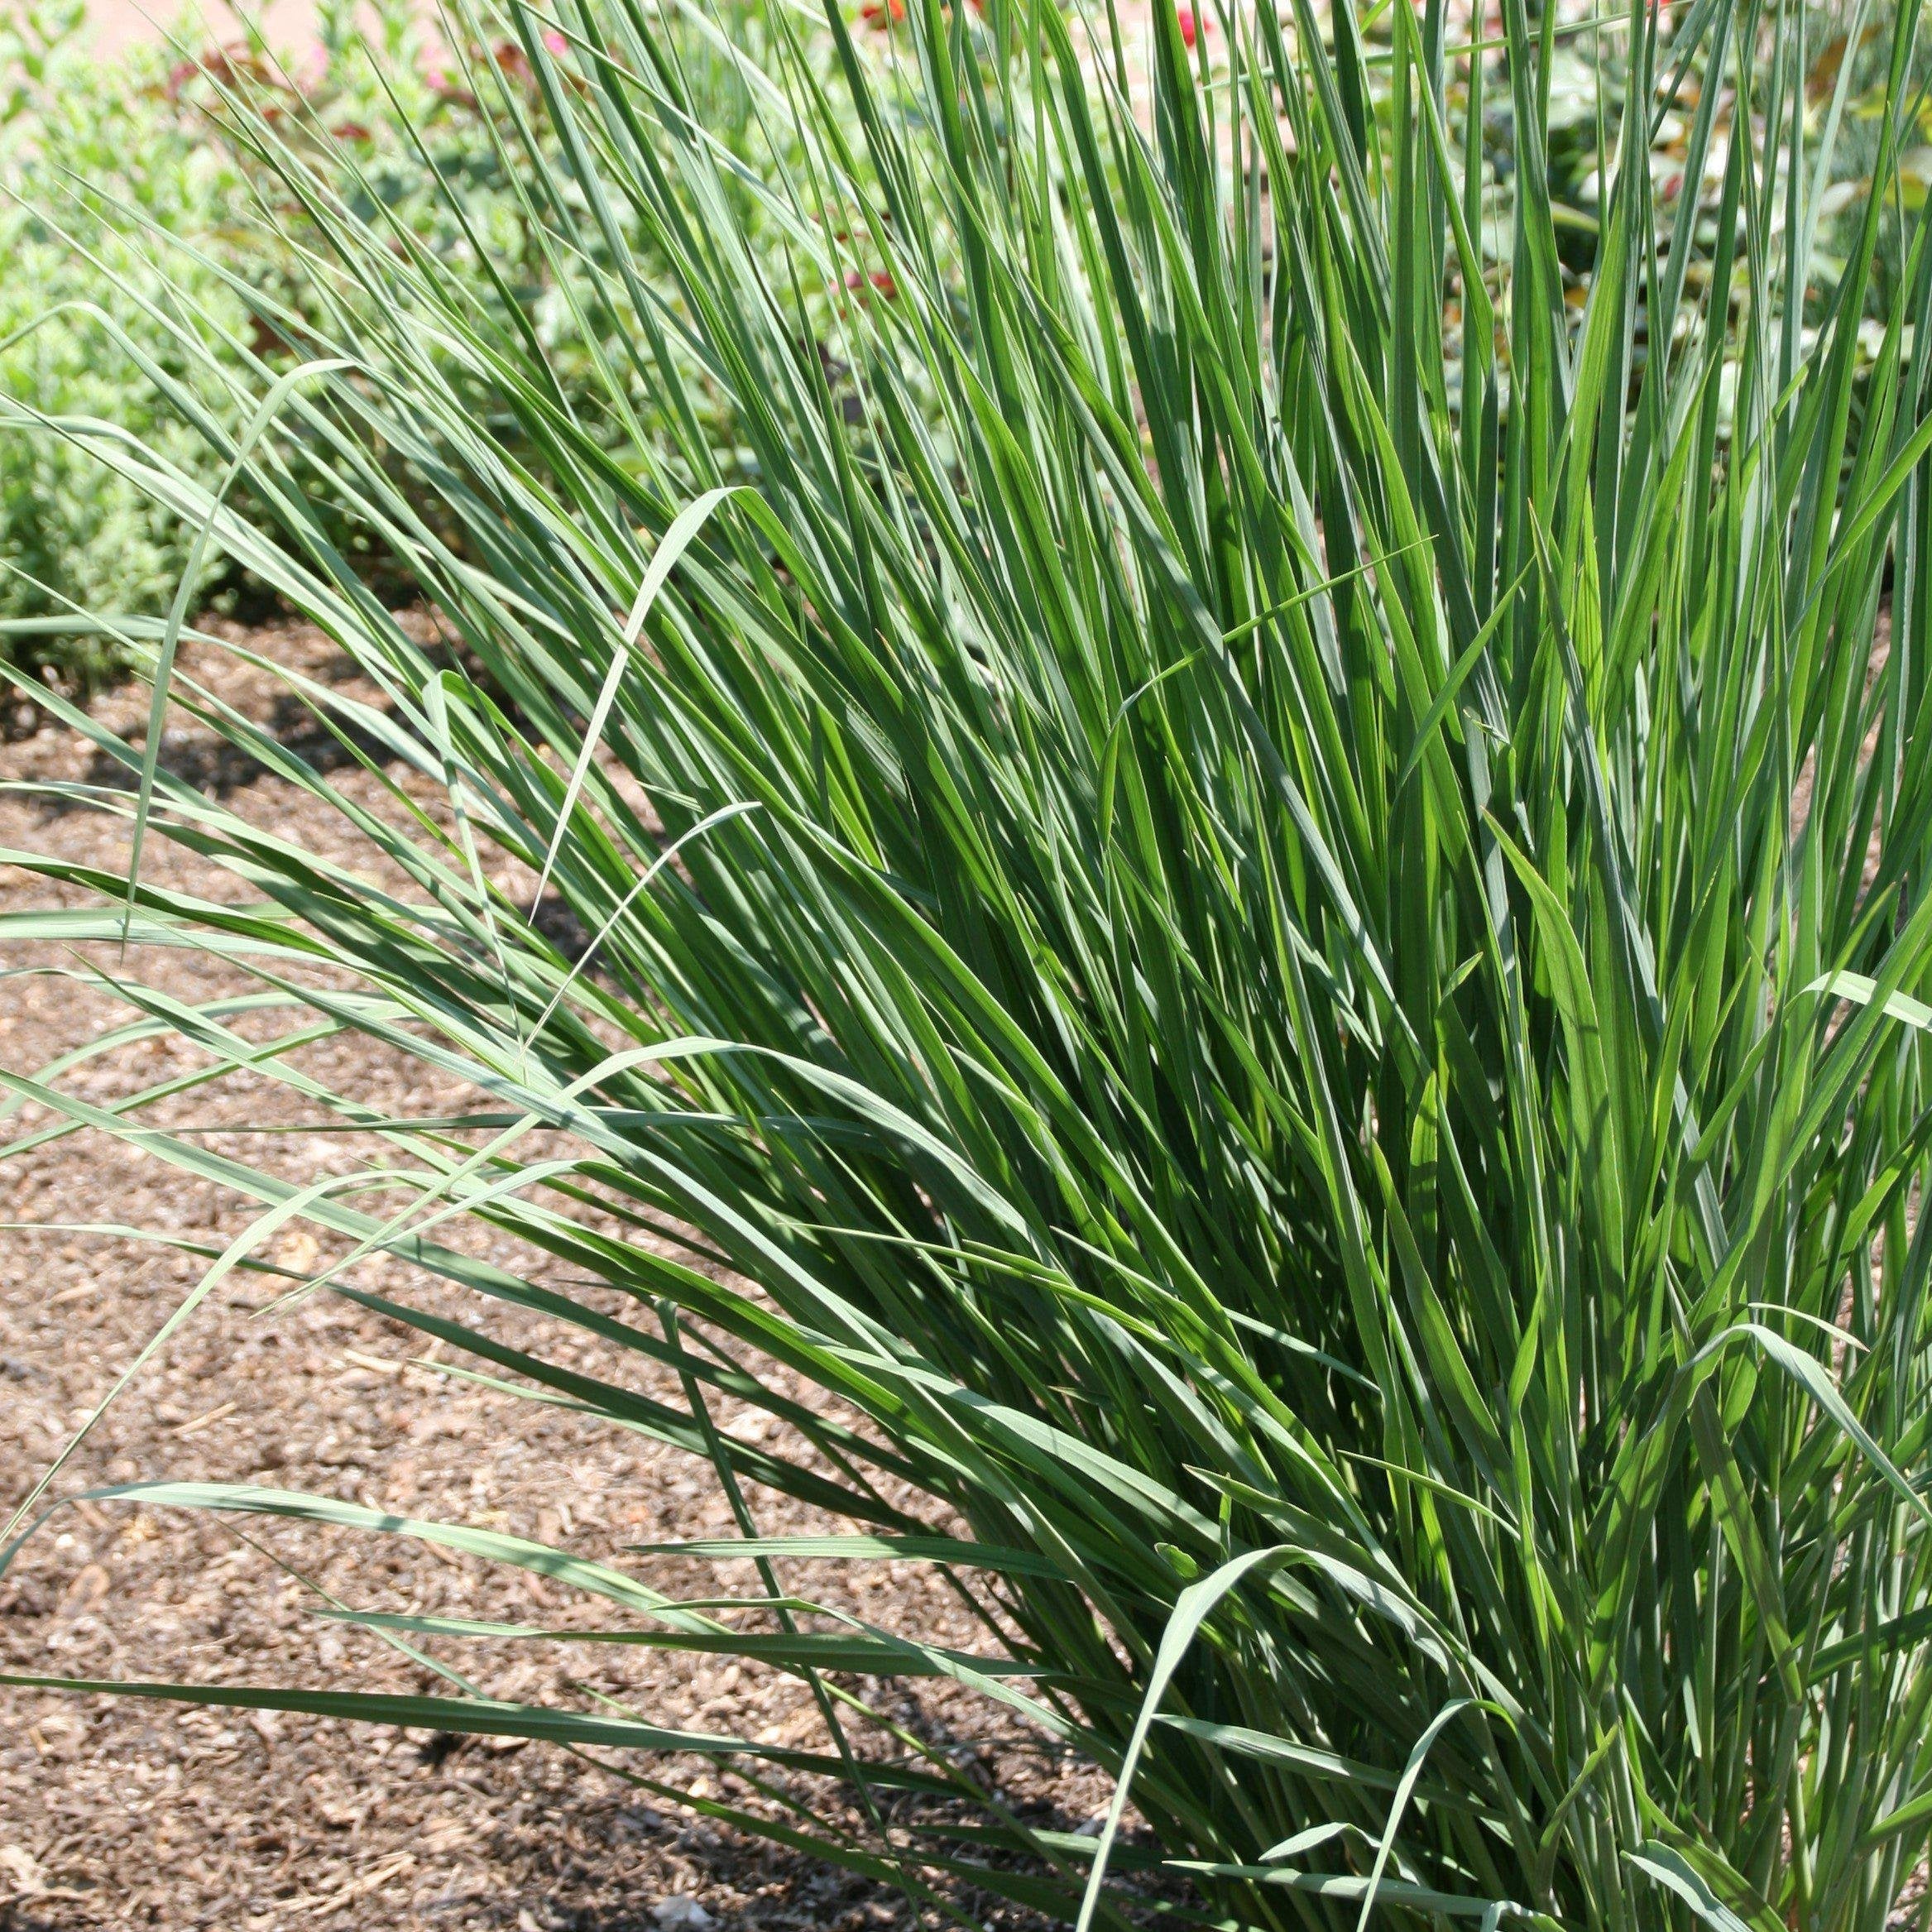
[75,682,407,805]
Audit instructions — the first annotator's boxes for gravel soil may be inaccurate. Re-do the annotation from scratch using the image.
[0,624,1104,1931]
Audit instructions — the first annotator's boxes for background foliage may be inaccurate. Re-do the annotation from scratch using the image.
[0,2,256,697]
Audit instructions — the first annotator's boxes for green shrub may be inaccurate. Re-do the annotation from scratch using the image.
[7,2,1932,1930]
[0,3,257,698]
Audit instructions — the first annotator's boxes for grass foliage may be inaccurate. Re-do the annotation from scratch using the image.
[7,0,1932,1926]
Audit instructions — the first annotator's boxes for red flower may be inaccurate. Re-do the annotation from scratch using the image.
[164,44,290,101]
[841,269,899,300]
[860,0,905,26]
[1176,4,1211,46]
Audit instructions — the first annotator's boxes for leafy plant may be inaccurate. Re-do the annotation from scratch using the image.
[7,1,1932,1930]
[0,2,257,701]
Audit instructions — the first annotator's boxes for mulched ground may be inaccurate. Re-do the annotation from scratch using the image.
[0,621,1107,1930]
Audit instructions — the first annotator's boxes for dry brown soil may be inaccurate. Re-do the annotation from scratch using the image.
[0,622,1103,1930]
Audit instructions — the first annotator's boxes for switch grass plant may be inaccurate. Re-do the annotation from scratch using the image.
[7,0,1932,1927]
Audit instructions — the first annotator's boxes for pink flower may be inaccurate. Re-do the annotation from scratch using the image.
[424,65,480,106]
[841,268,899,301]
[542,27,568,54]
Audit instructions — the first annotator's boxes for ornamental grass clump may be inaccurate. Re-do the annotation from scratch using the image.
[6,0,1932,1926]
